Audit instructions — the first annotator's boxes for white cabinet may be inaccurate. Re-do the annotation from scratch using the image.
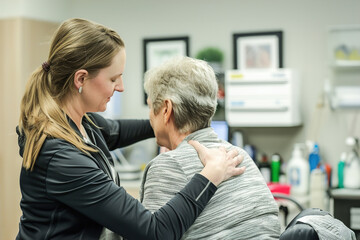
[326,25,360,109]
[225,69,301,127]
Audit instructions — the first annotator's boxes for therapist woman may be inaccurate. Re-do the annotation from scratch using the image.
[16,18,244,240]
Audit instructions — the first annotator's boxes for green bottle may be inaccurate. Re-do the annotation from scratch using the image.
[271,154,281,183]
[338,152,346,188]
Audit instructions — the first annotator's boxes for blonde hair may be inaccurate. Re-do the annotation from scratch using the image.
[144,56,218,134]
[19,18,125,170]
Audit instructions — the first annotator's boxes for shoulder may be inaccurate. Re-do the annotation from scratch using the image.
[143,150,190,184]
[213,142,256,168]
[150,144,202,169]
[39,137,74,160]
[42,138,111,190]
[39,137,98,170]
[145,152,181,174]
[34,138,107,196]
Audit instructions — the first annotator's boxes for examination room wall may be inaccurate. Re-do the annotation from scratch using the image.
[0,16,60,240]
[67,0,360,176]
[1,0,360,239]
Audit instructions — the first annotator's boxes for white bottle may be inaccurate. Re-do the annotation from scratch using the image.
[343,137,360,189]
[309,168,326,209]
[287,144,310,195]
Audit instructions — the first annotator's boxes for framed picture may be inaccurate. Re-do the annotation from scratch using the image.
[143,36,189,103]
[233,31,283,70]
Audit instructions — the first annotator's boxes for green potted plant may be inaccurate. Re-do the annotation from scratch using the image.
[195,47,224,72]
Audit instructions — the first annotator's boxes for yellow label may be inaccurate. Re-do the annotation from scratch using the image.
[230,74,244,79]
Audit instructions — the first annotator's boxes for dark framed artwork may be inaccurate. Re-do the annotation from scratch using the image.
[143,37,189,104]
[233,31,283,70]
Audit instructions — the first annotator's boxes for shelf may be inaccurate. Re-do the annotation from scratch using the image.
[328,25,360,66]
[332,60,360,68]
[326,25,360,110]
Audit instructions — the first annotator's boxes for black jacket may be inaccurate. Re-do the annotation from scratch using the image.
[16,113,216,240]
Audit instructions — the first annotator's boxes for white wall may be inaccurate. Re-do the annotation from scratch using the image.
[0,0,69,21]
[2,0,360,182]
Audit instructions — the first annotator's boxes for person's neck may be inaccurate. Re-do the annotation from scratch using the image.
[167,126,190,150]
[62,95,85,132]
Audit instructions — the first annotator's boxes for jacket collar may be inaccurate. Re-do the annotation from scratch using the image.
[67,114,83,135]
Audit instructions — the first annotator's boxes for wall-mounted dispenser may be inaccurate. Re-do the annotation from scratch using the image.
[225,69,301,127]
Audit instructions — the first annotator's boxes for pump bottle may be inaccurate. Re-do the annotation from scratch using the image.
[343,137,360,189]
[287,144,310,195]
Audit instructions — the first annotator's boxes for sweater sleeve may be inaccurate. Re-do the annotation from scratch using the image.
[88,113,155,150]
[46,147,216,240]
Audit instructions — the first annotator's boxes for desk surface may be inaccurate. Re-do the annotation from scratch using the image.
[330,188,360,199]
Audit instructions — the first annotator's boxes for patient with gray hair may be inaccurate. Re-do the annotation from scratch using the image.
[140,56,280,239]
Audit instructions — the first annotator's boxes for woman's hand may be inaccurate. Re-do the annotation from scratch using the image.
[188,140,246,186]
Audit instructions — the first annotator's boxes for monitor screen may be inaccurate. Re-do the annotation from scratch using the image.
[211,121,229,141]
[157,121,229,154]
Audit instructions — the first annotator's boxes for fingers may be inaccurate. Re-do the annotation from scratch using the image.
[231,155,245,177]
[188,140,206,154]
[196,143,246,185]
[235,155,244,167]
[188,140,208,166]
[233,166,246,176]
[189,141,245,178]
[226,149,239,160]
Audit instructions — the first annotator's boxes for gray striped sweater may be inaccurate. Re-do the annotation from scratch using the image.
[140,127,280,240]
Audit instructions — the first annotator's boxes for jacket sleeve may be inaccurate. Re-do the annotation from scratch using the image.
[46,147,217,240]
[87,113,155,150]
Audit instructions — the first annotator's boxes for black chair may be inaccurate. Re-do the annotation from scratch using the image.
[280,208,356,240]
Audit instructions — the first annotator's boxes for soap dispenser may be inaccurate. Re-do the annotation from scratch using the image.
[287,143,310,195]
[343,137,360,189]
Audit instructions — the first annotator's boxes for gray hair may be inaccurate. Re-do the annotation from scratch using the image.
[144,56,218,133]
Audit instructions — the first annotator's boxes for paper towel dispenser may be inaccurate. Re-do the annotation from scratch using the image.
[225,69,301,127]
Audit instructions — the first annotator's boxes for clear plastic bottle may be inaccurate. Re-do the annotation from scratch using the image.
[258,154,271,183]
[343,137,360,189]
[287,144,310,195]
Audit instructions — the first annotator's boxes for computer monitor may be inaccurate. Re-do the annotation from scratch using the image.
[158,121,229,154]
[210,120,229,141]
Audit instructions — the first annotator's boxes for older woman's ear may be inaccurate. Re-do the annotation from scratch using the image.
[163,99,173,124]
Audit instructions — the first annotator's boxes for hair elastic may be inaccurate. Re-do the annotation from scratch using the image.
[42,61,50,72]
